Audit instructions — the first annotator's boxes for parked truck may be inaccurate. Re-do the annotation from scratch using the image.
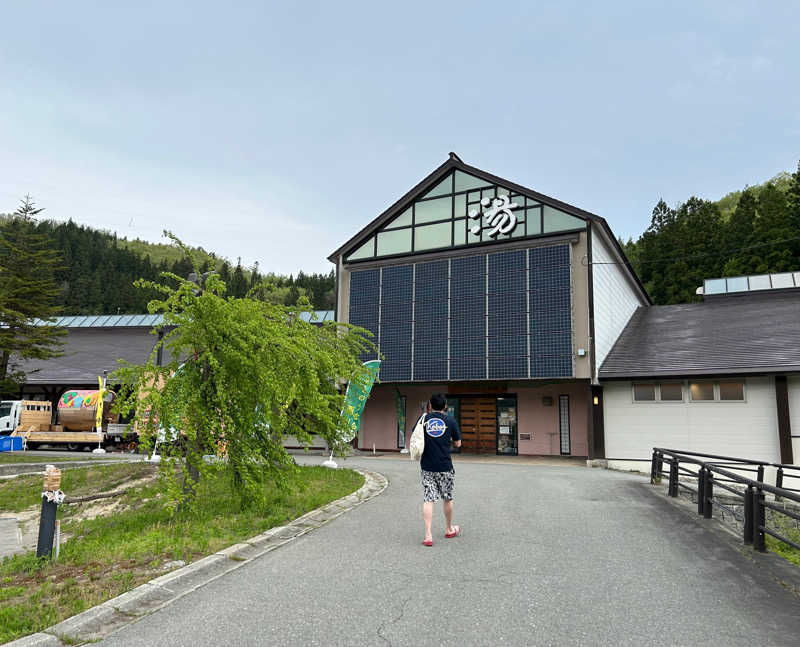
[0,390,137,451]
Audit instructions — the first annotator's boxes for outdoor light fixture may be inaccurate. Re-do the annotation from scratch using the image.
[593,396,599,405]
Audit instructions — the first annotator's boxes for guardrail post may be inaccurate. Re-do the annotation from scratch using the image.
[775,467,783,503]
[650,451,659,484]
[703,471,713,519]
[752,487,766,552]
[743,485,754,545]
[756,465,764,483]
[697,467,706,515]
[668,459,679,497]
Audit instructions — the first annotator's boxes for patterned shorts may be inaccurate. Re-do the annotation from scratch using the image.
[421,469,455,502]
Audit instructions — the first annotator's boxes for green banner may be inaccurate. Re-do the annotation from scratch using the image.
[338,360,381,442]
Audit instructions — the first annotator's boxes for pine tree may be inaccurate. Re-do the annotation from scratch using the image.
[0,196,66,396]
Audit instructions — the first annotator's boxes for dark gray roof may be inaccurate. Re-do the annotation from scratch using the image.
[599,291,800,378]
[21,328,160,385]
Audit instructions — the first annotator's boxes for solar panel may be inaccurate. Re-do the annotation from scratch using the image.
[349,269,380,361]
[488,250,528,378]
[449,255,487,380]
[529,245,572,377]
[379,265,413,380]
[413,260,448,380]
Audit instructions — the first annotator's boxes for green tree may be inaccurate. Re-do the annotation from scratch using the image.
[114,233,374,512]
[0,196,66,396]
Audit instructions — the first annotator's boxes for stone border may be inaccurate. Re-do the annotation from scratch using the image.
[7,468,388,647]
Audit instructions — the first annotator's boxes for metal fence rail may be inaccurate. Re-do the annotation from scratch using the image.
[651,448,800,554]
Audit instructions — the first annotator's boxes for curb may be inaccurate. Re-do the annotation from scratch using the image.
[6,467,388,647]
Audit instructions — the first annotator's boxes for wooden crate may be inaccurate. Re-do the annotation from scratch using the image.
[19,401,52,428]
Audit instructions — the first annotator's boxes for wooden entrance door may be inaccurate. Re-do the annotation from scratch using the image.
[459,398,497,454]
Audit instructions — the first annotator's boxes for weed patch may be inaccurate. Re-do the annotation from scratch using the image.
[0,464,363,643]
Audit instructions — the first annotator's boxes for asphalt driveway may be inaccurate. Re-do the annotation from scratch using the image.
[99,456,800,647]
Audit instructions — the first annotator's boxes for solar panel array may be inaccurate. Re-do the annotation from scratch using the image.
[349,243,573,381]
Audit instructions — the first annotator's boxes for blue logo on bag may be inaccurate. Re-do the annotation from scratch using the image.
[425,418,446,438]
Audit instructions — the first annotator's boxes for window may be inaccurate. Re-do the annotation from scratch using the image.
[719,382,745,401]
[633,383,683,402]
[690,382,715,401]
[659,383,683,401]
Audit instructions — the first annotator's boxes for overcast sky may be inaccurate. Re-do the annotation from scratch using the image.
[1,1,798,274]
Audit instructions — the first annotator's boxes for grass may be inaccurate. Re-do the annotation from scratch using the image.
[0,463,155,513]
[765,516,800,568]
[0,453,133,465]
[0,463,363,643]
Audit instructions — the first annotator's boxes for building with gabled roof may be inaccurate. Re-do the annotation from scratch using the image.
[329,153,649,457]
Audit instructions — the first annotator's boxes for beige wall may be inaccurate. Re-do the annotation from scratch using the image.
[571,232,591,379]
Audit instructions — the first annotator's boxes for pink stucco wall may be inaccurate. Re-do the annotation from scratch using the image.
[516,383,588,457]
[359,382,590,456]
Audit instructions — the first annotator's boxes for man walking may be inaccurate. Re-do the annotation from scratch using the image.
[420,393,461,546]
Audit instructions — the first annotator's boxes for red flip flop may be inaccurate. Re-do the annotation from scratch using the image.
[422,539,433,547]
[445,525,461,538]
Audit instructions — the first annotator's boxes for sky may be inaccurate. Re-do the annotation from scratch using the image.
[1,1,799,274]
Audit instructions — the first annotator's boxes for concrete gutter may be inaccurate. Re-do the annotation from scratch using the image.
[6,467,388,647]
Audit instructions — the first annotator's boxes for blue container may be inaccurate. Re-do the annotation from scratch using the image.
[0,436,23,452]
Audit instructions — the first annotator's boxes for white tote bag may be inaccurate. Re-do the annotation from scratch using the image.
[409,414,426,461]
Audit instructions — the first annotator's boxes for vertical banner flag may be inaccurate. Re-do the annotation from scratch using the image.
[96,376,105,433]
[338,360,381,442]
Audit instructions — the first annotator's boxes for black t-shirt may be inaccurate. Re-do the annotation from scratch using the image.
[420,412,461,473]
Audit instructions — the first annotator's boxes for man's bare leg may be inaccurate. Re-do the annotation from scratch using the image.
[423,501,434,542]
[443,499,455,534]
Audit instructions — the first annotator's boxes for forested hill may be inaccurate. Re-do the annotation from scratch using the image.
[620,161,800,305]
[0,215,335,314]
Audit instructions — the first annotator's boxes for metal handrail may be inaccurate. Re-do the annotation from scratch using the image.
[655,447,800,473]
[651,448,800,555]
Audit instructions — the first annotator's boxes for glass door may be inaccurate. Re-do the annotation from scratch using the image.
[446,396,460,453]
[496,397,518,455]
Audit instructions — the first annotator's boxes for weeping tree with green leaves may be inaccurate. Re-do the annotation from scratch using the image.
[114,233,374,513]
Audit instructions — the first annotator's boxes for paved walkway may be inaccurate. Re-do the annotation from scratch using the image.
[85,456,798,646]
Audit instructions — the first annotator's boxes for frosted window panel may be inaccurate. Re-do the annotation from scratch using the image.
[510,194,526,207]
[527,207,542,235]
[719,382,744,401]
[725,276,748,292]
[454,193,466,218]
[423,173,453,199]
[347,237,374,260]
[453,219,466,246]
[377,229,412,256]
[542,206,585,233]
[454,170,490,193]
[794,272,800,287]
[414,221,452,251]
[748,275,771,290]
[633,384,656,401]
[385,207,412,229]
[690,382,714,401]
[704,279,726,295]
[415,196,452,224]
[659,383,683,401]
[510,213,526,238]
[498,187,509,196]
[770,273,794,288]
